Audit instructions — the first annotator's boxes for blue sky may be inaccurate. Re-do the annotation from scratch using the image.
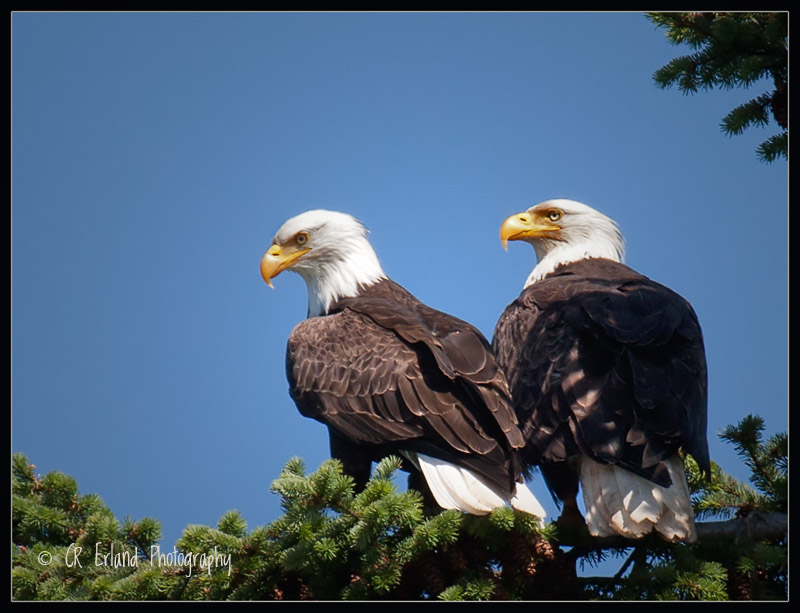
[12,11,787,568]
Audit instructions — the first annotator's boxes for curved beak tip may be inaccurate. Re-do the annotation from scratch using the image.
[260,254,277,288]
[260,244,311,289]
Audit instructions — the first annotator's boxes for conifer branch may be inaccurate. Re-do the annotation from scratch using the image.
[648,11,787,162]
[11,411,788,601]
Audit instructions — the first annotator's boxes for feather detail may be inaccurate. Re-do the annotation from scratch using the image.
[510,482,547,524]
[579,455,697,541]
[654,455,697,542]
[407,452,546,522]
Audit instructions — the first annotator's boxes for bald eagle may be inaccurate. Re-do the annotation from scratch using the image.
[493,199,709,541]
[260,209,546,519]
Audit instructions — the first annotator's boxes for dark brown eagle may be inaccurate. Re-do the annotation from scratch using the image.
[493,199,709,541]
[260,209,545,519]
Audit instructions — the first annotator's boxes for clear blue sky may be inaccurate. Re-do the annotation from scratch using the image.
[12,11,787,566]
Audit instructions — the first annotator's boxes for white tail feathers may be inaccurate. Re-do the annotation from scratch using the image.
[580,455,697,542]
[404,452,546,524]
[510,480,548,521]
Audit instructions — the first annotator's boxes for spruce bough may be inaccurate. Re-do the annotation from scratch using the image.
[12,415,787,600]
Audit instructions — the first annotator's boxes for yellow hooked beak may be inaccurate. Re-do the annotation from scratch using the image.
[499,212,560,250]
[260,243,311,288]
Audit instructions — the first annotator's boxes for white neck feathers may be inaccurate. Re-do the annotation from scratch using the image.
[272,210,388,317]
[299,237,386,317]
[525,237,625,286]
[523,202,625,287]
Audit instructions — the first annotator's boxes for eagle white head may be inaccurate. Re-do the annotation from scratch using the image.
[260,209,387,317]
[499,199,626,287]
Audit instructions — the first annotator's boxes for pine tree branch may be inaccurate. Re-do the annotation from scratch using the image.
[557,512,787,551]
[695,512,786,544]
[613,546,644,581]
[648,12,787,162]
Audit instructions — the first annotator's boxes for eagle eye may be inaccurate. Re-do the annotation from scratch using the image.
[547,210,562,222]
[295,232,309,245]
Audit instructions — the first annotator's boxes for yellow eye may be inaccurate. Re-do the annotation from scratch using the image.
[547,210,562,222]
[295,232,309,245]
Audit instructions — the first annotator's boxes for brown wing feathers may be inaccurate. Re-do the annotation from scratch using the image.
[493,258,709,495]
[287,279,523,495]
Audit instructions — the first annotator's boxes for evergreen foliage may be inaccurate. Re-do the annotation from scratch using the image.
[578,415,787,601]
[12,415,786,601]
[647,12,787,162]
[11,454,163,600]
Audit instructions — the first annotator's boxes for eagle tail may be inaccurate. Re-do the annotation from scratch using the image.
[510,481,548,524]
[580,455,697,542]
[407,452,546,523]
